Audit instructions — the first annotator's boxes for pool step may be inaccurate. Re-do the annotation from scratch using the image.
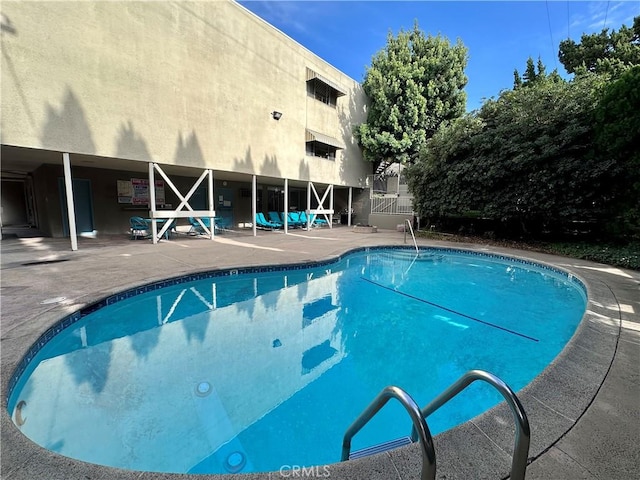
[349,436,413,460]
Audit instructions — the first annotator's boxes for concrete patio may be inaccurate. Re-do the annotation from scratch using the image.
[1,226,638,479]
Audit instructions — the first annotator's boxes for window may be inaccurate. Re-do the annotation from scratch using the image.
[305,128,344,160]
[306,68,346,107]
[307,79,338,107]
[306,141,337,160]
[267,186,284,212]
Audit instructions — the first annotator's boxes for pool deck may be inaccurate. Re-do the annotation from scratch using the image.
[1,226,638,480]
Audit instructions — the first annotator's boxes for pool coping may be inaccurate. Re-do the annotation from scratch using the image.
[0,234,633,480]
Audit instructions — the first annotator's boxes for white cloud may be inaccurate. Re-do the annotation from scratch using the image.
[239,1,324,35]
[569,1,639,33]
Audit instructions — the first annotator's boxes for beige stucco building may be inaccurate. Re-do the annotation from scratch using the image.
[1,0,372,244]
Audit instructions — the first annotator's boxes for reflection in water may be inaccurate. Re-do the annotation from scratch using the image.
[301,340,338,374]
[8,249,586,475]
[11,264,348,474]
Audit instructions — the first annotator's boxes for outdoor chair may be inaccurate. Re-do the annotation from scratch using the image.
[214,216,233,233]
[268,211,287,226]
[130,216,150,240]
[299,211,329,227]
[287,211,306,228]
[188,217,212,235]
[256,212,282,230]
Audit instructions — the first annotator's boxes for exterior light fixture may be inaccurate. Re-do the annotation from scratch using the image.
[271,111,283,120]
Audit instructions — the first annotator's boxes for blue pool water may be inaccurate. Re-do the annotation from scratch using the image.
[8,247,587,474]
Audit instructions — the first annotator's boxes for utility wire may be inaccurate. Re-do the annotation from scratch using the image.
[546,0,558,69]
[603,0,610,30]
[567,1,570,39]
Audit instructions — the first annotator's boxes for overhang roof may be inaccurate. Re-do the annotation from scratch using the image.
[305,129,345,149]
[306,68,347,96]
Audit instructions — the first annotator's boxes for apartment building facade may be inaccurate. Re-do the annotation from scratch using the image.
[1,0,372,244]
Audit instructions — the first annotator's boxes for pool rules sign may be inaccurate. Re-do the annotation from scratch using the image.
[118,178,165,206]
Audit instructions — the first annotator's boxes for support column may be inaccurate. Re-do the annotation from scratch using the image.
[329,183,334,229]
[148,163,158,244]
[397,163,402,201]
[348,187,353,226]
[284,178,289,234]
[306,181,312,230]
[63,153,78,251]
[252,175,257,237]
[208,169,215,240]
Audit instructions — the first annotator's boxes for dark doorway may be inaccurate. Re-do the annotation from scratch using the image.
[58,178,95,235]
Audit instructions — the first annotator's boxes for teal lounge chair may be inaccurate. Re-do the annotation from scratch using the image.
[287,212,305,228]
[311,211,329,225]
[268,211,285,226]
[130,216,150,239]
[299,211,329,227]
[298,211,313,228]
[188,217,213,235]
[256,212,282,230]
[214,216,233,232]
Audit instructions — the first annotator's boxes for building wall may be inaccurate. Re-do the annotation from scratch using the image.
[369,213,415,230]
[1,0,371,187]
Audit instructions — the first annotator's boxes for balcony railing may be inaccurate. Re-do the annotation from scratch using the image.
[371,194,413,215]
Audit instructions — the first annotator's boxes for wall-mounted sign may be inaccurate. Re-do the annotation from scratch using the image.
[117,180,133,204]
[118,178,165,205]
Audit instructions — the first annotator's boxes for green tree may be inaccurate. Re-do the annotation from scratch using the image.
[559,16,640,76]
[356,22,468,170]
[522,57,538,84]
[408,74,610,237]
[514,57,560,88]
[513,69,523,89]
[594,66,640,235]
[536,57,547,78]
[476,76,608,233]
[409,16,638,240]
[406,115,484,218]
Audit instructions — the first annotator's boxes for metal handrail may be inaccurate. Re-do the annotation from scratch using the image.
[341,386,436,480]
[410,370,530,480]
[404,219,419,252]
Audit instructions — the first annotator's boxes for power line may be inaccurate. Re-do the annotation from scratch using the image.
[567,1,570,39]
[546,0,558,69]
[603,0,610,30]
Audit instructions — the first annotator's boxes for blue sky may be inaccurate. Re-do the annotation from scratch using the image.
[239,1,640,111]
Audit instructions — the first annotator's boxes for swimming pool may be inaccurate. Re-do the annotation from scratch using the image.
[7,247,587,475]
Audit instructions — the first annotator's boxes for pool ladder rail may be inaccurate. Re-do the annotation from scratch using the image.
[341,369,531,480]
[404,218,419,253]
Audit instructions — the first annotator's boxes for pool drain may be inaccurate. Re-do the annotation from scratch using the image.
[195,381,212,397]
[224,451,246,473]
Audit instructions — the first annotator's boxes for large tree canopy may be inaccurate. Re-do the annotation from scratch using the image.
[400,13,640,241]
[356,22,468,169]
[407,70,612,236]
[593,65,640,234]
[407,14,640,240]
[559,16,640,76]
